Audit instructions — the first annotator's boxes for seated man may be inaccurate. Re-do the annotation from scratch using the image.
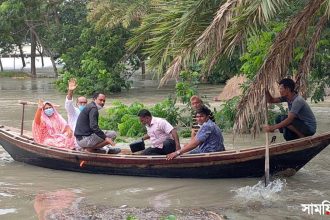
[190,95,215,139]
[167,106,225,160]
[263,78,316,141]
[74,92,120,153]
[138,109,180,155]
[65,78,117,153]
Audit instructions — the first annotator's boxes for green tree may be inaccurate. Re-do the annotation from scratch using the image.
[128,0,330,135]
[56,24,131,95]
[87,0,155,78]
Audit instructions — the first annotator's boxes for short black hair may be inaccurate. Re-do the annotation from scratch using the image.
[279,78,295,92]
[92,92,105,100]
[138,109,152,117]
[196,106,211,116]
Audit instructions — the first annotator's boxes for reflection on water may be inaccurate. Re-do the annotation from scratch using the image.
[34,189,83,220]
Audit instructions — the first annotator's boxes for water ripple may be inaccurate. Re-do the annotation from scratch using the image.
[0,152,14,165]
[231,179,286,205]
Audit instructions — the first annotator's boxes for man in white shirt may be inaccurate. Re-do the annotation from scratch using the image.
[65,78,88,132]
[65,78,118,153]
[138,109,180,155]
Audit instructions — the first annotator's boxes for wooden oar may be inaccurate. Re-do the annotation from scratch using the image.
[18,100,60,107]
[264,92,270,186]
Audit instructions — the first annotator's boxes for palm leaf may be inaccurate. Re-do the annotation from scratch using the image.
[233,0,326,137]
[160,0,288,85]
[295,14,328,99]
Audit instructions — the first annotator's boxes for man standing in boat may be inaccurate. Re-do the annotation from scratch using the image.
[263,78,317,141]
[190,95,215,139]
[74,92,120,153]
[138,109,181,155]
[167,106,224,160]
[66,79,118,153]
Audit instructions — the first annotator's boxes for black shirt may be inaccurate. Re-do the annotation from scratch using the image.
[74,101,106,140]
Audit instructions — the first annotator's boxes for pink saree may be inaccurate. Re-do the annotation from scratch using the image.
[32,103,75,149]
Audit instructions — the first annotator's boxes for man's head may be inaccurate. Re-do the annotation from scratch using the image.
[92,92,106,108]
[138,109,152,126]
[76,96,87,111]
[190,95,203,110]
[279,78,296,97]
[195,106,211,125]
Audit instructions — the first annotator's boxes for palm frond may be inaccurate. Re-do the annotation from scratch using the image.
[296,15,328,99]
[128,0,221,82]
[158,0,288,85]
[195,0,237,58]
[325,0,330,17]
[233,0,326,137]
[87,0,154,30]
[203,0,288,73]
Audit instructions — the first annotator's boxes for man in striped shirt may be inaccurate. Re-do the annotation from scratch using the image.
[190,95,215,139]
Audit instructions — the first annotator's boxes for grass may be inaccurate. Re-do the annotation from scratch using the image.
[0,71,30,78]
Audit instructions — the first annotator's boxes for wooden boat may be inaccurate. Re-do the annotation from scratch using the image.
[0,125,329,178]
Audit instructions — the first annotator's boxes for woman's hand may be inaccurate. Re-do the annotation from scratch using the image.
[38,99,44,109]
[63,127,73,138]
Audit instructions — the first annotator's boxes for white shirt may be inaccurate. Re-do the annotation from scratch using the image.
[146,117,174,148]
[65,96,80,132]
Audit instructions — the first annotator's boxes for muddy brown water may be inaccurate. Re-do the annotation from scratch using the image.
[1,77,329,219]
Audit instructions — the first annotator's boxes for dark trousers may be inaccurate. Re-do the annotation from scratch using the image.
[276,115,314,141]
[141,139,176,155]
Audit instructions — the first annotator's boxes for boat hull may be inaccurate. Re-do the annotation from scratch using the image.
[1,126,330,178]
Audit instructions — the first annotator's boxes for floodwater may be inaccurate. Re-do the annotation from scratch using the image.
[0,77,330,219]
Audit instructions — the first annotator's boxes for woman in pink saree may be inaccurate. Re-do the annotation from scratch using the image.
[32,101,75,149]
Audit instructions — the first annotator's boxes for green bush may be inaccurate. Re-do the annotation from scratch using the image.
[100,98,182,138]
[151,97,180,126]
[214,96,240,131]
[100,101,145,137]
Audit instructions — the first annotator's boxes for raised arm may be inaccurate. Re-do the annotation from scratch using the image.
[34,100,43,125]
[266,89,281,103]
[66,78,77,101]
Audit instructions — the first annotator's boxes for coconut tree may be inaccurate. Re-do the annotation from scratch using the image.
[87,0,157,77]
[128,0,330,135]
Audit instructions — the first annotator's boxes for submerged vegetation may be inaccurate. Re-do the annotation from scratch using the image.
[0,71,29,78]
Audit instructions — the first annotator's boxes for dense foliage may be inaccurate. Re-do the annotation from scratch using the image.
[56,25,132,95]
[99,97,181,137]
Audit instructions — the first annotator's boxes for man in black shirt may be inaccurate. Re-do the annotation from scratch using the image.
[74,92,117,152]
